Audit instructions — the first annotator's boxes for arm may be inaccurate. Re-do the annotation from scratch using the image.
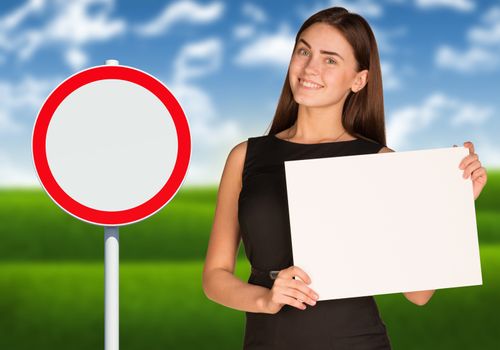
[379,146,435,306]
[202,141,271,313]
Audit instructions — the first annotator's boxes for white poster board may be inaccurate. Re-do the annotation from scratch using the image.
[284,147,482,301]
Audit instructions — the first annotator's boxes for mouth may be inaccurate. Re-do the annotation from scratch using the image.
[298,78,324,89]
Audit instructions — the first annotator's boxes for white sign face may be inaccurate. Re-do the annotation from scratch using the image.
[284,147,482,301]
[46,79,177,211]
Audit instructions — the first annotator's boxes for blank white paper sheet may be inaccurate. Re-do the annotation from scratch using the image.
[284,146,482,301]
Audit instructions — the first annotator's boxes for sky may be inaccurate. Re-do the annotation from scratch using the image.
[0,0,499,187]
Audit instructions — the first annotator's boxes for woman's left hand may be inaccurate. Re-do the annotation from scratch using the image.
[458,141,487,200]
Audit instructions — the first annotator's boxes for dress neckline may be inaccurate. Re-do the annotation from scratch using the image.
[270,134,361,146]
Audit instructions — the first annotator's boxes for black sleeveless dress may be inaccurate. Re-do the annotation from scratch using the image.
[238,134,392,350]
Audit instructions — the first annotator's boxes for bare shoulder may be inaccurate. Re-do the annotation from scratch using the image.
[378,146,395,153]
[221,140,248,188]
[229,140,248,159]
[227,140,248,170]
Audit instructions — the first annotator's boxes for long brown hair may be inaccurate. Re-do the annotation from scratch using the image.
[266,7,386,146]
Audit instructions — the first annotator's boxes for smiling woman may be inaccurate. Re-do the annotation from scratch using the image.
[202,5,487,350]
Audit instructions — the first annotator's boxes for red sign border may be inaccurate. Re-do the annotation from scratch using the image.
[32,65,191,226]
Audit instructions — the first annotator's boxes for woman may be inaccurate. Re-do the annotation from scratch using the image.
[202,6,487,350]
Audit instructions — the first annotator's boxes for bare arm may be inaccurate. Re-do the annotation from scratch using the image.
[379,145,435,306]
[202,141,271,313]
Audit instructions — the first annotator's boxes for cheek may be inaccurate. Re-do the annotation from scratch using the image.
[289,57,307,74]
[325,70,352,90]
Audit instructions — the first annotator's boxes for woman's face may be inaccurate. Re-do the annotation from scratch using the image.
[288,22,366,108]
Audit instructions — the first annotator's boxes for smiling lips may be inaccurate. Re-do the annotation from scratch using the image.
[299,78,324,89]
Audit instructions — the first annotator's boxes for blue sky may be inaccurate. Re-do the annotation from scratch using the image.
[0,0,499,186]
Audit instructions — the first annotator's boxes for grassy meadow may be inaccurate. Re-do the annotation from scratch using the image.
[0,171,499,349]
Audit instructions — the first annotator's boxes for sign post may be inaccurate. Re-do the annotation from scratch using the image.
[103,58,120,350]
[32,59,191,350]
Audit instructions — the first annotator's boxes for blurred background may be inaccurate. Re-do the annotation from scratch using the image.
[0,0,499,349]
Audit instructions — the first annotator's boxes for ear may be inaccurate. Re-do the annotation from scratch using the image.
[351,69,368,93]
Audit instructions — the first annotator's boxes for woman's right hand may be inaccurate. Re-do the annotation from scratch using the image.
[263,266,319,314]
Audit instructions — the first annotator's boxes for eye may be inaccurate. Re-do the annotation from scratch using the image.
[326,57,336,64]
[298,48,310,56]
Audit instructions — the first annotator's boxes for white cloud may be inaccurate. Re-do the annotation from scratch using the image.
[0,0,126,69]
[0,151,38,187]
[65,47,88,70]
[0,75,61,111]
[173,38,222,83]
[434,5,500,72]
[0,0,45,32]
[0,74,62,136]
[0,110,21,133]
[233,24,256,40]
[234,24,295,67]
[415,0,475,12]
[0,75,63,187]
[45,0,125,45]
[242,3,267,23]
[380,60,402,90]
[450,103,494,127]
[169,38,246,185]
[435,45,498,72]
[135,0,224,37]
[472,139,500,167]
[387,92,494,149]
[467,6,500,46]
[371,25,407,54]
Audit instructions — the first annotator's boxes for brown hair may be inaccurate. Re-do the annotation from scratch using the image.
[265,7,386,146]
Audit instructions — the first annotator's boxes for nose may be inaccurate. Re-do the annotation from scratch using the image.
[304,55,320,76]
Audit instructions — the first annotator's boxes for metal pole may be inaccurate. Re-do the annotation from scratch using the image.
[105,226,119,350]
[104,57,120,350]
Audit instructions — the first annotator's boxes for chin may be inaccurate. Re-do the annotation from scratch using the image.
[293,95,326,108]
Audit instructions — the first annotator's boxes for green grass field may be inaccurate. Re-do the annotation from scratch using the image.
[0,171,499,349]
[0,248,499,350]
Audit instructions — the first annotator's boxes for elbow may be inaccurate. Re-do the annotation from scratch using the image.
[404,290,435,306]
[413,298,429,306]
[202,268,220,302]
[202,270,213,301]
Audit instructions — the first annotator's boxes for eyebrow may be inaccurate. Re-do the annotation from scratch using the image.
[298,38,345,61]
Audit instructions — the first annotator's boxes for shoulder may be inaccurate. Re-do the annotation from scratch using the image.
[219,140,248,189]
[378,146,395,153]
[227,140,248,167]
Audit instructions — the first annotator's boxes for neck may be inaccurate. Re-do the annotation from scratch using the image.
[288,103,347,142]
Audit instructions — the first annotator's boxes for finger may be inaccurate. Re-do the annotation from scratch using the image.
[463,160,481,178]
[463,141,475,155]
[459,154,478,169]
[279,295,307,310]
[272,289,307,310]
[284,279,319,300]
[279,266,312,284]
[471,167,487,182]
[279,286,317,306]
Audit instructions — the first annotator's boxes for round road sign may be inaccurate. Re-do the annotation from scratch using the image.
[32,65,191,226]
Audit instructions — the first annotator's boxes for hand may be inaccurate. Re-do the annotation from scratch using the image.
[263,266,319,314]
[456,141,487,200]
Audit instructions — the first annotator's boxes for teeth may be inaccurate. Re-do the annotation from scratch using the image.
[300,79,322,89]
